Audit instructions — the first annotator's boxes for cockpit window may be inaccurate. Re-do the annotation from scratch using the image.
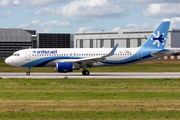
[12,53,20,56]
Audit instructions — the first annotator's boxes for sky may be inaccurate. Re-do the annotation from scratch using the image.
[1,0,180,33]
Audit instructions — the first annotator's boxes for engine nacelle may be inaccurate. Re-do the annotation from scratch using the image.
[56,62,73,73]
[55,62,80,73]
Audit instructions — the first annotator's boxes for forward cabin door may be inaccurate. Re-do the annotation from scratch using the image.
[25,50,31,60]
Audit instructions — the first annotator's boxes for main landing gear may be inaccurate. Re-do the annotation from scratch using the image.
[82,70,90,75]
[26,67,30,76]
[82,66,90,75]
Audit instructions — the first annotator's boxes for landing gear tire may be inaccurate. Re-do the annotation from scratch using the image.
[26,72,30,76]
[82,70,90,75]
[26,67,31,76]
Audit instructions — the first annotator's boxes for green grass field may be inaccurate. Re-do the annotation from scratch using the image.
[1,60,180,119]
[0,78,180,120]
[1,59,180,72]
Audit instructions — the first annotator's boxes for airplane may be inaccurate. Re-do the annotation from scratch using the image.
[5,19,179,76]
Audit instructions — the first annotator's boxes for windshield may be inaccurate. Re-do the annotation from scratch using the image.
[12,53,20,56]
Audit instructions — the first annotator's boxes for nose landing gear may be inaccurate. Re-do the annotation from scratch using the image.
[26,67,30,76]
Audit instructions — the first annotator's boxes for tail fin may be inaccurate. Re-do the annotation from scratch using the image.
[140,19,170,50]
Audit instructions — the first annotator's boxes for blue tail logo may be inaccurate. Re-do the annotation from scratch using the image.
[151,31,166,47]
[140,20,170,50]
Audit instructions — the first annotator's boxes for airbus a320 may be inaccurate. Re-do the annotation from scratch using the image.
[5,19,180,75]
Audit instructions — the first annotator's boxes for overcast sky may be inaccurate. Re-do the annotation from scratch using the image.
[1,0,180,33]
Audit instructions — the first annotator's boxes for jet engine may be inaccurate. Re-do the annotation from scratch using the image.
[55,62,79,73]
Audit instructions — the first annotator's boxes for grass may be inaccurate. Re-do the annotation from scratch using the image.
[1,111,180,120]
[1,59,180,119]
[1,59,180,72]
[0,78,180,119]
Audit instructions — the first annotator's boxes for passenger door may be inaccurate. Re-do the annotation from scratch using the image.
[25,50,31,60]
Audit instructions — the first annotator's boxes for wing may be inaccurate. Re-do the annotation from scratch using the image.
[61,44,119,66]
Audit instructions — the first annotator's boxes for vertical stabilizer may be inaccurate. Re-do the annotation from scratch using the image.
[140,20,170,50]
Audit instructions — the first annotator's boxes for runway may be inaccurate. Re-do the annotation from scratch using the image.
[0,72,180,79]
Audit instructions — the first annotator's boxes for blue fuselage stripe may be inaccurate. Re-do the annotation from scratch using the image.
[21,54,153,67]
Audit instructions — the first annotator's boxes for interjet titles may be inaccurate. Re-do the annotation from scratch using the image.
[36,50,57,54]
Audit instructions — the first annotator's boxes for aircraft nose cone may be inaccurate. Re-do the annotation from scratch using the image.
[5,57,10,65]
[5,57,20,67]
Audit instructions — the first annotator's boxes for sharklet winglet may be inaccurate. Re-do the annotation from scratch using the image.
[109,44,119,55]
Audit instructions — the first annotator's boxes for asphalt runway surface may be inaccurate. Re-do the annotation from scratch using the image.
[0,72,180,79]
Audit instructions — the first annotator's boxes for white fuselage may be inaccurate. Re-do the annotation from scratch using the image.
[5,47,163,68]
